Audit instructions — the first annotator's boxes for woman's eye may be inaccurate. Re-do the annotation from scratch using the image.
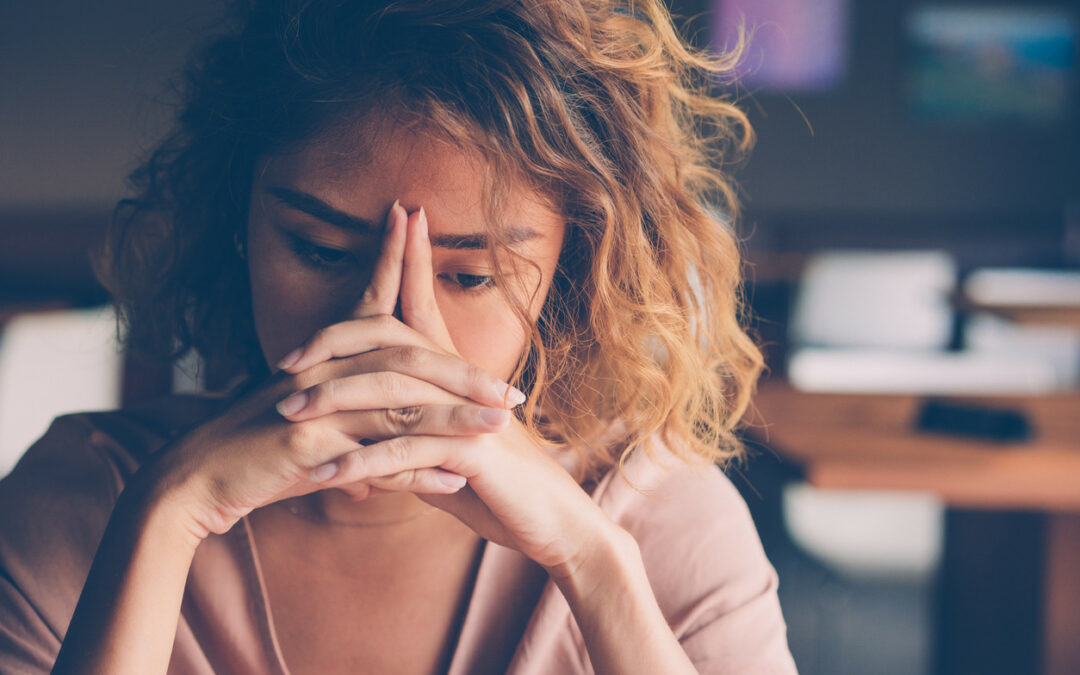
[441,272,495,292]
[287,235,354,269]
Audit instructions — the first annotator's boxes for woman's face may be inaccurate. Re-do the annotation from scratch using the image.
[245,123,566,382]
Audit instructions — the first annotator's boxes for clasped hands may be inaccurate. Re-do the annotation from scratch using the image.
[157,202,620,580]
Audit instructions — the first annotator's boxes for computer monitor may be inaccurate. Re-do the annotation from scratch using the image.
[907,5,1077,125]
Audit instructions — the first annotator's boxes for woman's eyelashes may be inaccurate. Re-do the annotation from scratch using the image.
[439,272,496,293]
[285,230,496,293]
[285,232,358,271]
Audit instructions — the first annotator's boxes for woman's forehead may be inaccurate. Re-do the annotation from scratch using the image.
[257,121,563,237]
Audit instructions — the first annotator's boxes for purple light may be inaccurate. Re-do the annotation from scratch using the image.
[713,0,850,92]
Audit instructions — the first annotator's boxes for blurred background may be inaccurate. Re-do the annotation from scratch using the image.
[1,1,1077,673]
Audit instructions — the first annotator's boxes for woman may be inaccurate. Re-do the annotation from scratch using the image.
[0,1,795,672]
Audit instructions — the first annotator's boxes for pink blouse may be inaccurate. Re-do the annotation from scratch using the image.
[0,393,796,673]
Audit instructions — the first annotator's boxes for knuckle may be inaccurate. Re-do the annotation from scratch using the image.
[465,364,488,391]
[283,421,321,455]
[384,436,413,469]
[309,326,332,351]
[375,313,399,332]
[447,404,473,431]
[385,405,423,434]
[341,447,369,476]
[374,370,405,399]
[369,470,411,492]
[343,481,373,501]
[393,345,425,369]
[391,469,422,489]
[307,380,337,412]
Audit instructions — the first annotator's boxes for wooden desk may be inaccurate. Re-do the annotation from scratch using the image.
[750,381,1080,675]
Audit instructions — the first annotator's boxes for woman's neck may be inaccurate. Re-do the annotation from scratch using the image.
[277,489,442,528]
[251,489,480,582]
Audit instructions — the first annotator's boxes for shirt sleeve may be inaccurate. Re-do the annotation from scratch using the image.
[0,414,125,673]
[600,450,799,674]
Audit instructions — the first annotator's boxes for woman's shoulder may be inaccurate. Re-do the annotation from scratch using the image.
[8,391,229,481]
[591,435,763,556]
[0,392,231,668]
[587,437,794,670]
[0,391,230,543]
[0,392,231,551]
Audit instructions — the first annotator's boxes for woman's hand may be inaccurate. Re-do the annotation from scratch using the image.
[277,205,622,579]
[137,202,523,541]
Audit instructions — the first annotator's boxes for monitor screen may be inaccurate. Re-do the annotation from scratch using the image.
[907,6,1077,124]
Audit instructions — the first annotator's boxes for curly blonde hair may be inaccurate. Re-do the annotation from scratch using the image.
[97,0,762,481]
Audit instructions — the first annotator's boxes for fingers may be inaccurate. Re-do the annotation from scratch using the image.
[274,204,407,375]
[355,200,408,319]
[275,371,469,420]
[309,468,467,502]
[278,205,467,372]
[310,435,483,488]
[401,207,457,354]
[276,203,405,373]
[286,345,524,411]
[277,314,441,373]
[327,403,511,441]
[366,468,467,493]
[272,426,469,497]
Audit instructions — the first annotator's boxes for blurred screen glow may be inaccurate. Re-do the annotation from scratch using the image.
[713,0,849,92]
[907,6,1077,124]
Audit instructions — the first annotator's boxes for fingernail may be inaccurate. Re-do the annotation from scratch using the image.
[494,381,527,406]
[438,472,467,490]
[418,206,429,239]
[310,462,338,482]
[389,199,403,228]
[276,391,308,417]
[478,407,510,427]
[277,347,303,370]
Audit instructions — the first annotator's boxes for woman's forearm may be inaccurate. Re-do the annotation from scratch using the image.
[52,477,202,675]
[554,525,698,674]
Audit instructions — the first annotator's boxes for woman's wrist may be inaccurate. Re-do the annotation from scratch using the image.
[122,450,216,553]
[548,519,642,606]
[53,457,206,673]
[550,521,698,674]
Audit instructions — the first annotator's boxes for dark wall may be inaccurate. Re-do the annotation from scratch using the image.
[0,0,220,209]
[672,0,1080,265]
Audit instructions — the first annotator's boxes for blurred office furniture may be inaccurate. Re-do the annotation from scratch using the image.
[782,485,943,580]
[752,382,1080,675]
[0,307,122,477]
[790,249,956,350]
[963,267,1080,330]
[0,208,174,475]
[784,250,954,583]
[786,251,1075,396]
[756,250,1080,674]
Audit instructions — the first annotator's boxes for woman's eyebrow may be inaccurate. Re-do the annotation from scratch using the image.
[432,228,540,250]
[268,187,379,234]
[267,186,541,249]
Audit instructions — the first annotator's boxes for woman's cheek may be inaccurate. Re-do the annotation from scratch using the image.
[248,247,352,366]
[443,263,557,381]
[444,299,529,382]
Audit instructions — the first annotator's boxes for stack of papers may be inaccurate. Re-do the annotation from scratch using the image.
[964,268,1080,307]
[788,347,1061,395]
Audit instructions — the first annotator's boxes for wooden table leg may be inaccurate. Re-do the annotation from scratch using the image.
[1044,514,1080,675]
